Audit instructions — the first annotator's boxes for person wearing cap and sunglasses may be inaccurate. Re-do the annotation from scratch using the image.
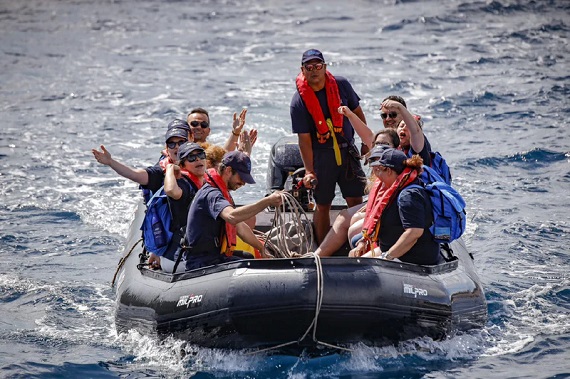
[291,48,368,245]
[92,125,189,195]
[148,142,208,273]
[314,143,397,258]
[183,151,283,270]
[349,148,439,265]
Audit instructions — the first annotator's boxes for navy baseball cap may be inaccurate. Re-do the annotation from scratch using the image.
[369,148,407,174]
[178,142,205,161]
[301,49,325,64]
[165,127,189,142]
[366,144,392,165]
[222,151,255,184]
[167,118,190,131]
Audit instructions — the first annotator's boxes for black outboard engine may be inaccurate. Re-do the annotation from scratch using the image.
[267,136,314,211]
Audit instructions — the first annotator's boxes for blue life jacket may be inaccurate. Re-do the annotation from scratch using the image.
[141,185,174,256]
[399,166,466,243]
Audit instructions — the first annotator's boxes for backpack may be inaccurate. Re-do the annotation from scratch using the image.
[141,185,174,256]
[429,151,452,185]
[406,148,452,185]
[399,165,466,243]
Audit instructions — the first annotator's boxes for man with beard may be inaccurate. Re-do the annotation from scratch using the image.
[184,151,283,270]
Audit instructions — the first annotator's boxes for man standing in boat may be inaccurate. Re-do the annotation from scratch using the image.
[290,49,367,244]
[183,151,283,270]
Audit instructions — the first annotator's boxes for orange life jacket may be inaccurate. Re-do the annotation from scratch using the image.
[205,168,236,257]
[295,70,344,143]
[159,155,205,190]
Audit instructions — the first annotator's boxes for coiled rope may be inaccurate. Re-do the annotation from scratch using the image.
[263,191,314,258]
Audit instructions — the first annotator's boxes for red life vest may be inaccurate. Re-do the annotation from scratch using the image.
[159,156,205,190]
[295,70,344,143]
[205,168,236,257]
[360,168,418,251]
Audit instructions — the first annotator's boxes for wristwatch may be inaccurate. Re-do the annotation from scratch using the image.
[380,251,394,260]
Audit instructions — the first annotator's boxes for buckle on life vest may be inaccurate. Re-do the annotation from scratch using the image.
[316,131,330,144]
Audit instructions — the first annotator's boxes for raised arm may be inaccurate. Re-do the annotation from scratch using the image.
[237,128,257,156]
[92,145,149,185]
[163,164,183,200]
[383,99,424,153]
[223,108,247,152]
[338,105,374,148]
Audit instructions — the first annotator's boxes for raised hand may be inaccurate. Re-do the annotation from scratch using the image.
[232,108,248,136]
[92,145,113,166]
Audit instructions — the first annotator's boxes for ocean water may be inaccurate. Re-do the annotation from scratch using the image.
[0,0,569,378]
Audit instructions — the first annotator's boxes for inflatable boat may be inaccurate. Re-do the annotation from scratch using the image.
[113,137,487,354]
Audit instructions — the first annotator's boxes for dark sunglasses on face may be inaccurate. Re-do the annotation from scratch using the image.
[166,139,187,149]
[190,120,209,128]
[303,63,324,71]
[184,151,206,163]
[380,112,398,120]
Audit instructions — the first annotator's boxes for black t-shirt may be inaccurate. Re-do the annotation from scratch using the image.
[378,184,439,265]
[290,75,361,148]
[141,165,165,195]
[407,134,432,166]
[168,177,197,234]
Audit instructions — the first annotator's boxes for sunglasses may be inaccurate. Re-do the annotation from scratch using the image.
[166,140,187,149]
[184,151,206,163]
[190,120,209,128]
[380,112,398,120]
[374,141,391,146]
[303,63,324,71]
[373,165,388,172]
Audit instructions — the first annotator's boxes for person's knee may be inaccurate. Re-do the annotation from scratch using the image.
[345,197,363,207]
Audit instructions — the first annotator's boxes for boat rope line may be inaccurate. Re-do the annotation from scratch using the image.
[261,191,314,258]
[245,252,351,355]
[111,237,143,287]
[245,193,352,354]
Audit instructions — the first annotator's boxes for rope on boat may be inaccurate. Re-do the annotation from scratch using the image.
[245,193,352,354]
[261,191,314,258]
[111,237,143,287]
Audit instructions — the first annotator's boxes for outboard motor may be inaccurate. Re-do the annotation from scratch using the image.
[267,136,314,211]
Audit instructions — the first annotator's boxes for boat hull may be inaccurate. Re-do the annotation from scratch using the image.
[114,202,487,353]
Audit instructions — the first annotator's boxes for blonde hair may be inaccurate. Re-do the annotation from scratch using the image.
[205,144,226,169]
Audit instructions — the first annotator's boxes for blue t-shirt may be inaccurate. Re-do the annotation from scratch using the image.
[290,75,361,149]
[379,184,439,265]
[185,183,232,257]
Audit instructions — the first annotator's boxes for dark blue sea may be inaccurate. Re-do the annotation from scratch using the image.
[1,0,569,378]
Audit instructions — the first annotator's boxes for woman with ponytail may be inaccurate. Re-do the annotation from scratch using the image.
[349,148,440,265]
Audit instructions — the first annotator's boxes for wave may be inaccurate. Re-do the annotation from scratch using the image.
[459,148,568,169]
